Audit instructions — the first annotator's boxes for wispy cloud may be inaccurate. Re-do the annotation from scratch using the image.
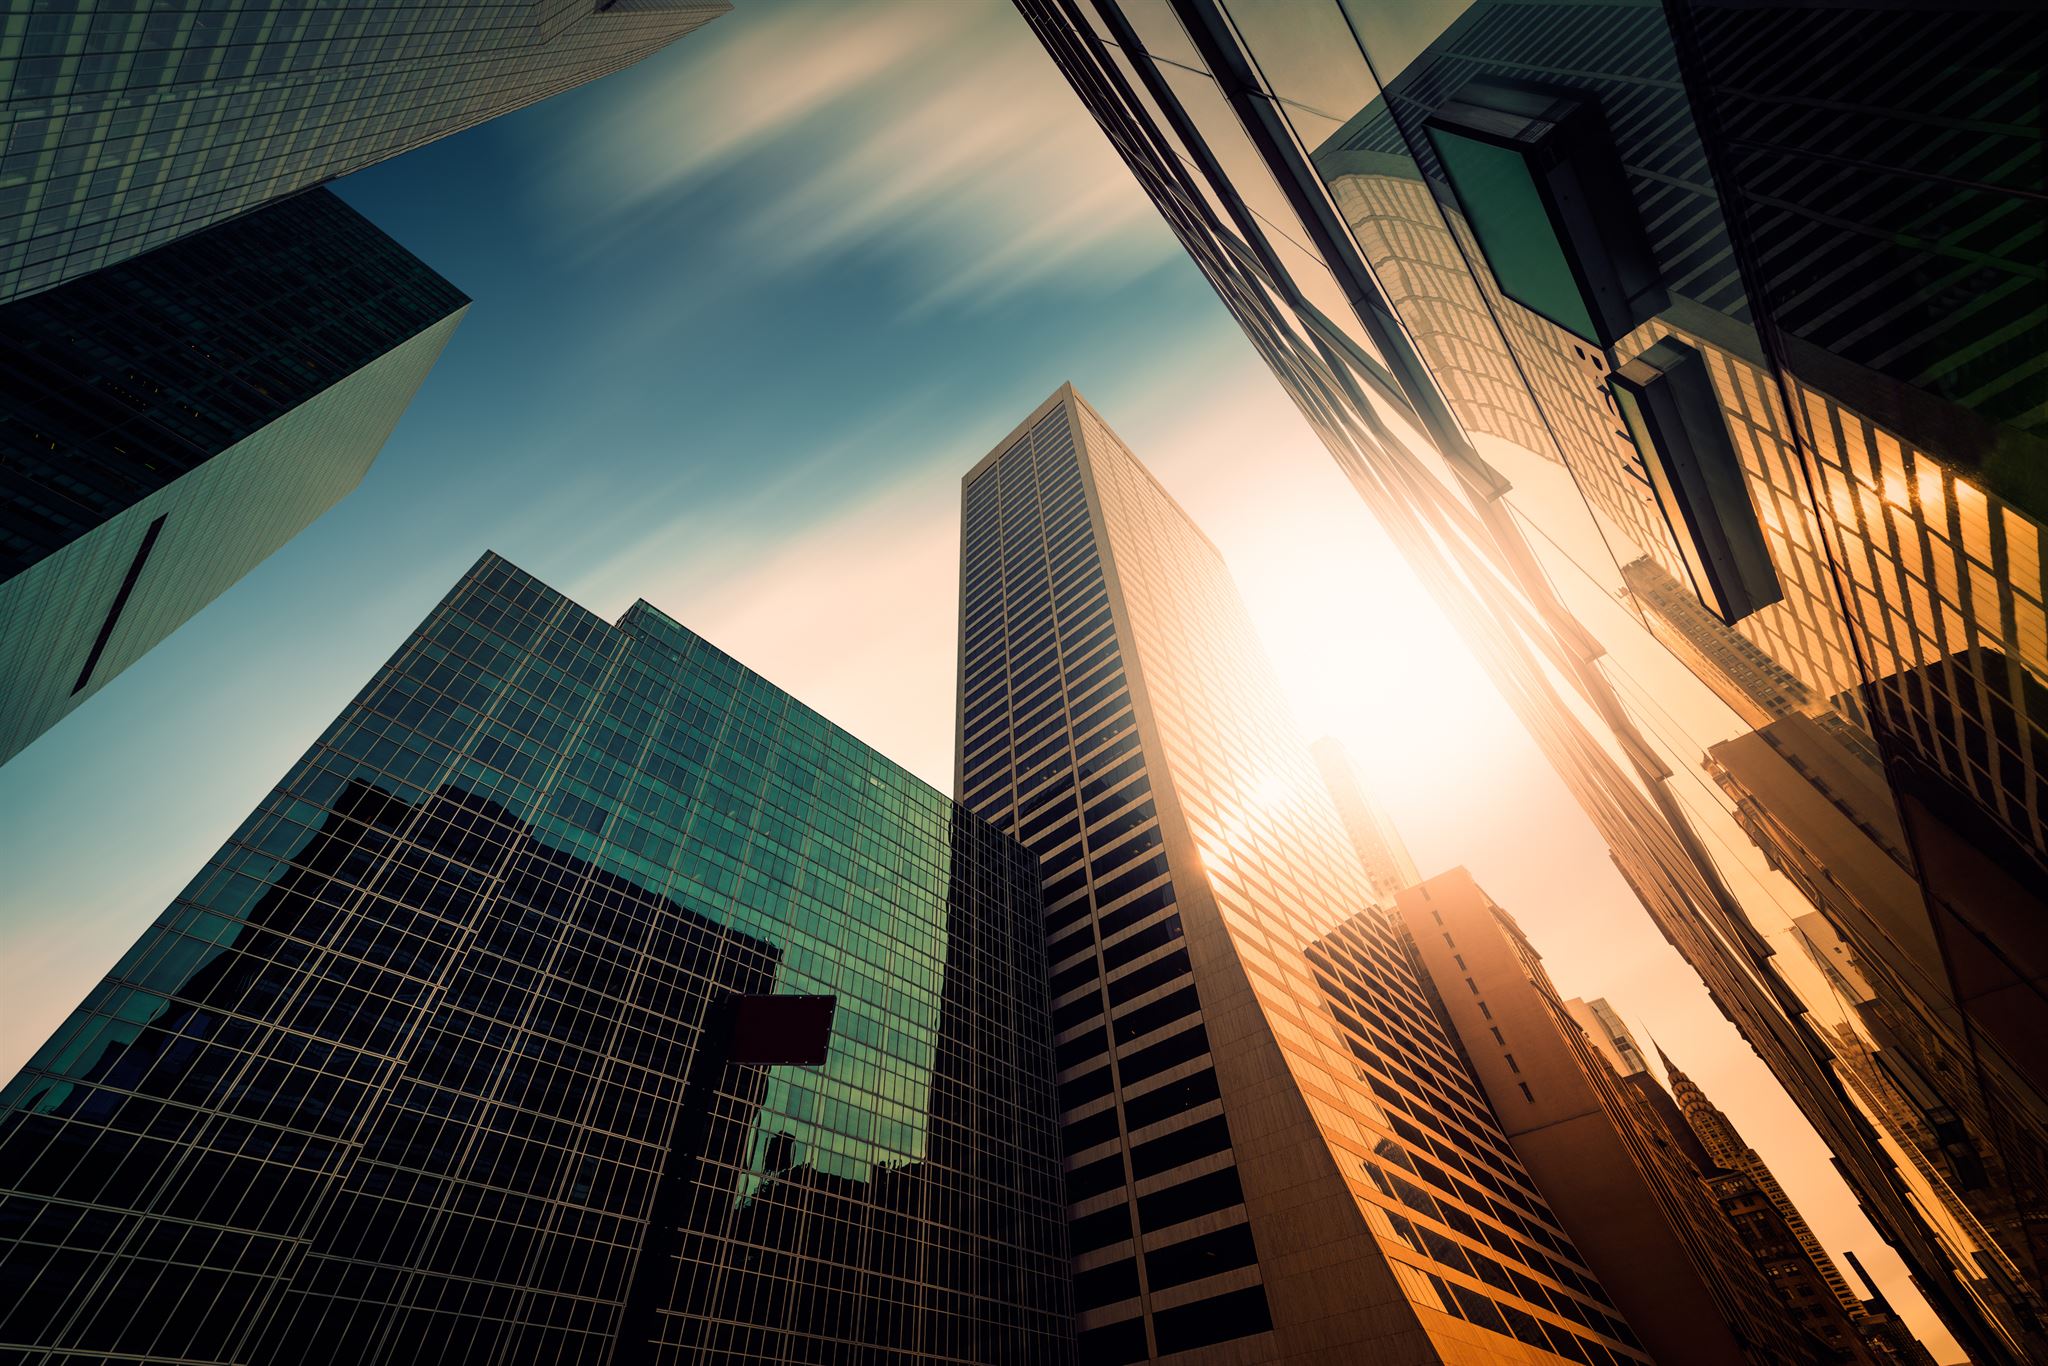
[550,0,1173,309]
[550,379,951,611]
[551,407,980,791]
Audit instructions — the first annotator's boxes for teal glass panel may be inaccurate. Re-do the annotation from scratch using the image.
[1428,126,1599,343]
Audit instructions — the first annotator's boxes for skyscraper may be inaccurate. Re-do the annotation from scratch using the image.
[1670,5,2045,463]
[0,188,468,766]
[1619,557,1821,732]
[0,1,730,302]
[1708,714,2048,1314]
[957,385,1642,1363]
[1661,1050,1870,1331]
[0,552,1072,1365]
[1841,1250,1942,1366]
[1012,4,2044,1356]
[1310,736,1420,901]
[1395,868,1845,1366]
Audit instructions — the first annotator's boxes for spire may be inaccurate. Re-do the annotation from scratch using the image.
[1650,1046,1869,1320]
[1650,1042,1748,1170]
[1645,1030,1688,1089]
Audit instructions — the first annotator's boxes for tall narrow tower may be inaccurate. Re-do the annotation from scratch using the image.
[1397,869,1850,1365]
[955,384,1642,1364]
[1311,736,1420,900]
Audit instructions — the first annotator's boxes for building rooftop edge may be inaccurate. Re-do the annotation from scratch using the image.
[961,382,1076,487]
[462,551,1023,847]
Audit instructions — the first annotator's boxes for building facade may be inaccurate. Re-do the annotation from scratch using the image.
[1842,1251,1942,1366]
[1012,4,2044,1357]
[1395,868,1845,1366]
[0,0,729,302]
[957,385,1643,1364]
[0,552,1072,1365]
[0,188,468,766]
[1567,995,1942,1365]
[1310,736,1421,901]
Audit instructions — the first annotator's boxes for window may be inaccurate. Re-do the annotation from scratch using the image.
[1152,1285,1274,1355]
[1076,1317,1149,1365]
[73,513,168,695]
[1518,1082,1535,1103]
[1144,1222,1259,1291]
[1611,338,1784,623]
[1073,1258,1140,1310]
[1425,81,1666,347]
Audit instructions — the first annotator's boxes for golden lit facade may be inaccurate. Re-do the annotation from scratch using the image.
[1788,915,2048,1343]
[1661,1052,1876,1337]
[957,387,1642,1364]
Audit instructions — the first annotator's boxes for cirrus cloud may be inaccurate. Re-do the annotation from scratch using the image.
[550,0,1175,310]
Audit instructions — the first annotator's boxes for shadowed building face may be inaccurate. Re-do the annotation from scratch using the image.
[0,188,469,767]
[1396,869,1858,1366]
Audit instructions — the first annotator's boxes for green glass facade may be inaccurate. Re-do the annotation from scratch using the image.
[0,0,729,302]
[0,551,1071,1364]
[0,187,468,767]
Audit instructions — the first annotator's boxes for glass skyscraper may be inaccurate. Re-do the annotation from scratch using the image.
[0,552,1071,1364]
[0,0,730,302]
[0,187,468,767]
[957,385,1642,1364]
[1012,5,2045,1358]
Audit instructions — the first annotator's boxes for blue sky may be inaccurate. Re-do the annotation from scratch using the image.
[0,1,1952,1347]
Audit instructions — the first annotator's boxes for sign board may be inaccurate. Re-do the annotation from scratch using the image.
[728,994,836,1067]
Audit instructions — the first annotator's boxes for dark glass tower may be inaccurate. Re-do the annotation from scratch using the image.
[1674,4,2045,464]
[0,1,731,302]
[0,187,468,766]
[0,552,1072,1365]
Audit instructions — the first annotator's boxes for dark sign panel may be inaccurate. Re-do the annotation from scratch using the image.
[729,994,837,1066]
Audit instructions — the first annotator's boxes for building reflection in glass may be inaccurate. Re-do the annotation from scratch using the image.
[0,553,1071,1365]
[1015,1,2044,1359]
